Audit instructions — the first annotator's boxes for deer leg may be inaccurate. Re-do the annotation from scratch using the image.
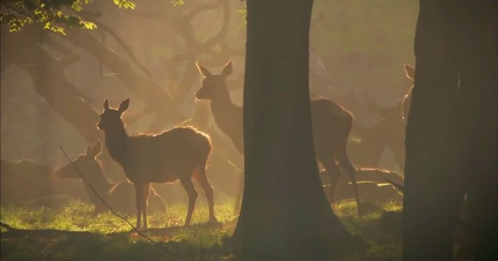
[336,146,362,216]
[195,167,218,223]
[134,182,145,229]
[142,183,150,229]
[233,171,244,214]
[180,177,198,226]
[321,159,342,204]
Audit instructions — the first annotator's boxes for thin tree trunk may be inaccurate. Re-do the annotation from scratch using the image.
[231,1,362,260]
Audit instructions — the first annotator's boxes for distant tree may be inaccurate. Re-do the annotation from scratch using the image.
[403,0,496,260]
[0,0,135,34]
[230,0,364,260]
[1,0,245,183]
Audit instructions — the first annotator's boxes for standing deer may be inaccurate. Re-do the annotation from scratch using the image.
[401,63,415,121]
[55,140,167,216]
[97,98,217,229]
[195,60,361,213]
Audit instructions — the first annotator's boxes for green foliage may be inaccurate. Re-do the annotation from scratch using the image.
[1,200,236,261]
[171,0,184,7]
[0,0,135,34]
[1,199,405,260]
[237,2,247,29]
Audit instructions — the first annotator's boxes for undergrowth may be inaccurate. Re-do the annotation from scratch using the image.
[1,199,403,261]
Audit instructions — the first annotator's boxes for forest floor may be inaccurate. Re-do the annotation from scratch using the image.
[0,199,403,261]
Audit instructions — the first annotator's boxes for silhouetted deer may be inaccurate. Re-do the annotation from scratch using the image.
[1,157,88,207]
[401,63,415,121]
[97,98,217,229]
[55,140,167,217]
[195,60,360,212]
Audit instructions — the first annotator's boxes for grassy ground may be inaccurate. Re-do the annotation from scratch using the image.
[1,199,403,261]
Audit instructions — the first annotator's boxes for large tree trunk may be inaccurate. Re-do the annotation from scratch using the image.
[403,1,463,260]
[230,1,363,260]
[452,2,497,260]
[403,1,497,261]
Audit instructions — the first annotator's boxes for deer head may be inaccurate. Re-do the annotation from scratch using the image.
[97,99,130,131]
[56,140,102,179]
[195,60,233,101]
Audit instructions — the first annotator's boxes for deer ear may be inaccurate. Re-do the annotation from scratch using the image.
[90,140,102,157]
[221,60,233,77]
[404,64,415,80]
[85,144,93,156]
[103,99,110,110]
[118,99,130,114]
[196,62,212,78]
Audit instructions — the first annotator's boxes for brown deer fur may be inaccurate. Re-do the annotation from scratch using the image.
[55,140,167,216]
[401,63,415,121]
[195,60,360,212]
[97,98,216,229]
[1,157,88,207]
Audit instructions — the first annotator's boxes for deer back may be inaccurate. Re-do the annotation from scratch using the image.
[311,98,353,150]
[122,127,211,183]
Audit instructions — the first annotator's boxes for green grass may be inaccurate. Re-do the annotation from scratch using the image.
[1,199,403,261]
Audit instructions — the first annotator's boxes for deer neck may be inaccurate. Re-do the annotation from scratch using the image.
[82,162,115,206]
[103,123,129,166]
[211,93,242,137]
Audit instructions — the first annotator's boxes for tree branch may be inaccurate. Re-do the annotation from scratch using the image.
[61,28,186,126]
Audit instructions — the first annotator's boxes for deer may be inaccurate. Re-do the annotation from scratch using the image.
[401,63,415,122]
[96,98,217,229]
[195,60,361,214]
[55,140,167,216]
[1,157,88,207]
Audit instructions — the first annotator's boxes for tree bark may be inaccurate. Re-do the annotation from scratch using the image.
[403,1,497,260]
[403,1,462,260]
[452,2,497,260]
[231,1,363,260]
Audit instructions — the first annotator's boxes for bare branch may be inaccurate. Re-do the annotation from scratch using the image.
[77,10,153,78]
[61,28,186,125]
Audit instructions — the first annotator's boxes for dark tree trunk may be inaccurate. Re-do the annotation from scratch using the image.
[403,1,464,260]
[403,1,497,261]
[452,2,497,260]
[230,1,363,260]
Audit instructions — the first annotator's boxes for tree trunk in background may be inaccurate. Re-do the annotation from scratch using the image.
[231,0,363,260]
[403,0,497,260]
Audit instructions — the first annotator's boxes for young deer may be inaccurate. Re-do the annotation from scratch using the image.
[195,60,361,212]
[55,140,167,216]
[97,98,217,229]
[1,157,88,207]
[401,63,415,121]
